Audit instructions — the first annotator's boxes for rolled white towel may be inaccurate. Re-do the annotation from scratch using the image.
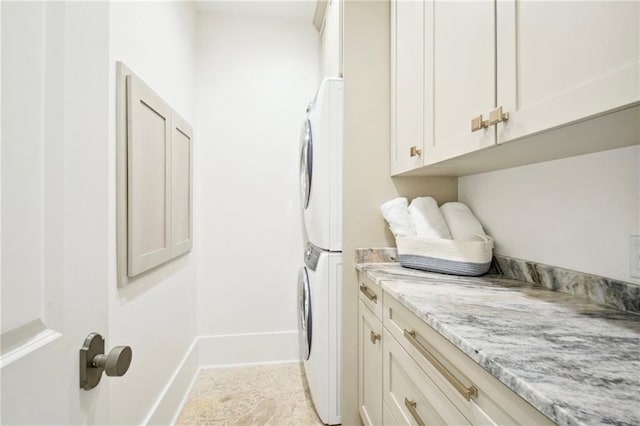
[408,197,452,239]
[380,198,416,237]
[440,202,486,241]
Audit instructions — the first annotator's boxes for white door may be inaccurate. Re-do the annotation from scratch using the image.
[1,2,114,424]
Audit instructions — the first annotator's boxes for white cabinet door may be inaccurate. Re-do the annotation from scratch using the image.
[390,0,425,175]
[497,1,640,144]
[383,329,471,426]
[171,114,193,257]
[1,2,111,424]
[358,300,383,426]
[428,0,496,164]
[127,74,173,276]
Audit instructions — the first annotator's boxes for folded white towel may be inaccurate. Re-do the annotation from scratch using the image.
[380,198,416,238]
[408,197,452,239]
[440,202,486,241]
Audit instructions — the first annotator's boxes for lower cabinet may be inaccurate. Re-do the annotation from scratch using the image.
[383,328,471,425]
[358,300,383,425]
[357,272,554,425]
[383,401,397,426]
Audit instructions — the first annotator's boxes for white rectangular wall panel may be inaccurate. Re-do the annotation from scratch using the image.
[171,114,193,257]
[126,74,173,276]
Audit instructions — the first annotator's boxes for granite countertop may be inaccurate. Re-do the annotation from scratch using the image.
[357,262,640,426]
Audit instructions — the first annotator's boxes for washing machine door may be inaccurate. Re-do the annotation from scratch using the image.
[297,266,312,360]
[299,118,313,210]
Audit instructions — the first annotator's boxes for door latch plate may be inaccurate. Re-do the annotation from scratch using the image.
[79,332,105,390]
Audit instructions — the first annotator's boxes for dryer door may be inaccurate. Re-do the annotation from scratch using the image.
[297,266,312,360]
[299,118,313,210]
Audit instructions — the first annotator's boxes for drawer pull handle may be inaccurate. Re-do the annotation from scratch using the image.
[410,146,422,157]
[359,284,378,303]
[404,329,478,401]
[404,398,426,426]
[489,106,509,126]
[471,114,489,132]
[370,331,381,344]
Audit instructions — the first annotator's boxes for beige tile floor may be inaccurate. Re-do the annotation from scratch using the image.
[176,362,325,426]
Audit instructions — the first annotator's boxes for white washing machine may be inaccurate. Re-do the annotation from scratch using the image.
[298,242,342,425]
[300,77,343,252]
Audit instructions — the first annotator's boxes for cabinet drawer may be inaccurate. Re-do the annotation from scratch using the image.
[358,273,383,320]
[384,295,553,425]
[383,328,471,426]
[359,300,383,426]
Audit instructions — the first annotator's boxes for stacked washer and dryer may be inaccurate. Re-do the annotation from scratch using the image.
[298,77,343,425]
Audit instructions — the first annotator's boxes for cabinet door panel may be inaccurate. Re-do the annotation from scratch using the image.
[430,0,496,164]
[391,0,425,175]
[359,300,383,426]
[127,75,172,276]
[497,1,640,143]
[383,328,471,426]
[171,114,193,257]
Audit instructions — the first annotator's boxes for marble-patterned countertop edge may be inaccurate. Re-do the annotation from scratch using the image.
[356,248,640,314]
[356,262,640,426]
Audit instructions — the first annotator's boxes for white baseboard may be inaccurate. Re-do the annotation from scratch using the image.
[198,330,300,367]
[143,330,300,425]
[143,339,200,426]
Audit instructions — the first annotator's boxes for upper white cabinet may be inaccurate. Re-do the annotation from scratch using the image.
[430,0,496,164]
[496,1,640,144]
[390,0,425,175]
[390,0,640,176]
[117,62,194,283]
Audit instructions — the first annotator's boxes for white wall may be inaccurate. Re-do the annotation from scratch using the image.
[194,11,319,351]
[459,146,640,285]
[321,0,341,78]
[108,2,198,424]
[341,2,458,423]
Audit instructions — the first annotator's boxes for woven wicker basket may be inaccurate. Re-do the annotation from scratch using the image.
[396,234,493,276]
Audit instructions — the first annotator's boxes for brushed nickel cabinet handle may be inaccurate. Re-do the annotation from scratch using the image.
[471,114,489,132]
[404,329,478,401]
[404,398,426,426]
[410,146,422,157]
[489,106,509,126]
[370,330,381,344]
[359,284,378,303]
